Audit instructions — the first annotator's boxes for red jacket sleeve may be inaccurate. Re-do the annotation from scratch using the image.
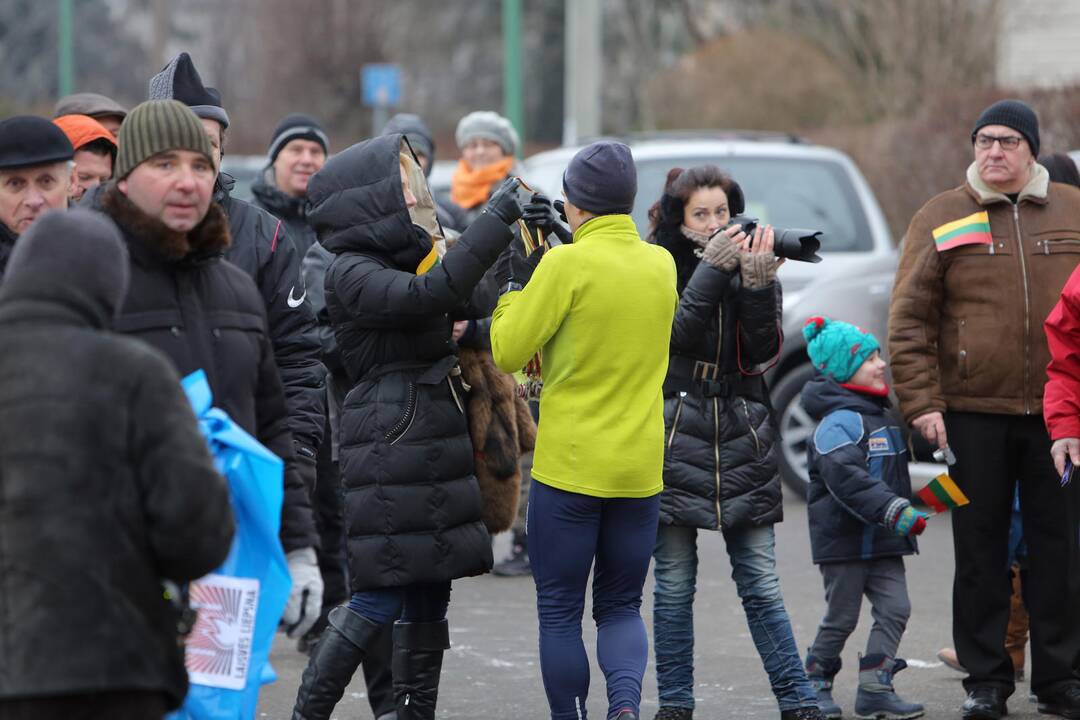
[1044,264,1080,439]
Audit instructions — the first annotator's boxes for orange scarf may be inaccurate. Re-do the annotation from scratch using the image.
[450,157,516,209]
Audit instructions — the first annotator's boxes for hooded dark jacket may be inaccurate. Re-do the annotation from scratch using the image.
[216,174,326,453]
[307,134,513,590]
[802,375,917,565]
[100,184,318,553]
[655,226,784,532]
[0,210,233,708]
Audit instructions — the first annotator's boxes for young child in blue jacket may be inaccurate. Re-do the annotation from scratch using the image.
[800,316,928,720]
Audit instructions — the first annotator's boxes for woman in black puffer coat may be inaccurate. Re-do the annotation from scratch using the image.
[290,134,521,720]
[649,166,822,720]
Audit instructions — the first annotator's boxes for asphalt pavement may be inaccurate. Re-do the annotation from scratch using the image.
[257,493,1045,719]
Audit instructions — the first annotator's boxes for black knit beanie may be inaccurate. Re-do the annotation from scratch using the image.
[268,113,329,163]
[562,141,637,216]
[972,99,1040,156]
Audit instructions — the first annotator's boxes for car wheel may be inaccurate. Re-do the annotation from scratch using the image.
[770,363,818,500]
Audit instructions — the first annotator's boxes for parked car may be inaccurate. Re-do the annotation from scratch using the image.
[522,135,940,497]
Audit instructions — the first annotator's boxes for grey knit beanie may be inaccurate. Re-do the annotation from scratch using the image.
[562,141,637,216]
[455,111,519,156]
[114,100,213,179]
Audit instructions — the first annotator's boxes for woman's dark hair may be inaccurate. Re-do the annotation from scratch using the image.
[1042,153,1080,188]
[646,165,744,242]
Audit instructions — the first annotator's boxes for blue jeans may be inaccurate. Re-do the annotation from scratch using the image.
[653,524,817,712]
[346,581,451,624]
[529,480,661,720]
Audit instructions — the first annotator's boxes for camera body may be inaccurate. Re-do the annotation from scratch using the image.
[726,215,824,264]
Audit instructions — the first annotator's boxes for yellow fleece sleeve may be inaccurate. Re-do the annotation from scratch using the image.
[490,247,574,374]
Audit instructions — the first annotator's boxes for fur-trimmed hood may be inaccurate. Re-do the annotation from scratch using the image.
[101,182,231,265]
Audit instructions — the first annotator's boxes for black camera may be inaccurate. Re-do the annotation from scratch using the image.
[726,215,823,264]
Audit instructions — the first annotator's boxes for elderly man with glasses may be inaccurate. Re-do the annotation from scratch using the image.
[888,99,1080,719]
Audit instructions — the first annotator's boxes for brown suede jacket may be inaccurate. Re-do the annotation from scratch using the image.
[889,162,1080,423]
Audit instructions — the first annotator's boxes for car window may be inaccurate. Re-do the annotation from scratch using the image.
[524,153,873,252]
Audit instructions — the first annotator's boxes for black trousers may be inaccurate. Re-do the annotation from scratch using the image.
[946,412,1080,696]
[0,691,168,720]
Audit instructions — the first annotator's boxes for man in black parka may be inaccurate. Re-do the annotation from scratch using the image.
[96,99,320,623]
[147,53,327,637]
[0,209,233,719]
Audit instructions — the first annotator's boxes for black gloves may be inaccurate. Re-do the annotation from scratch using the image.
[523,193,572,245]
[495,237,544,294]
[483,177,524,225]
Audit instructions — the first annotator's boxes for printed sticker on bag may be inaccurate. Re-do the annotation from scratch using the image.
[185,574,261,691]
[868,436,890,453]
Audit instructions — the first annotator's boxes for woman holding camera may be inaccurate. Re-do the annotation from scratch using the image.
[648,166,822,720]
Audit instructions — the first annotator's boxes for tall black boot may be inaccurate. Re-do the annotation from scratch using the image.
[363,619,397,720]
[392,619,451,720]
[292,606,385,720]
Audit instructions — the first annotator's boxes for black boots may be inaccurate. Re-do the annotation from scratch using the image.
[292,606,384,720]
[364,619,397,719]
[393,619,451,720]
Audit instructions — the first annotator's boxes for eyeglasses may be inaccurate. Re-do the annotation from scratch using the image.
[974,133,1025,151]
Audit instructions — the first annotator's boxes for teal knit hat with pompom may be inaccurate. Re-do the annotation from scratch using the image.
[802,316,881,383]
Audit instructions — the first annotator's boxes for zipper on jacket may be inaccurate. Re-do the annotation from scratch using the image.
[713,397,722,529]
[447,376,465,414]
[667,393,686,451]
[741,398,762,456]
[1013,204,1032,414]
[385,382,418,445]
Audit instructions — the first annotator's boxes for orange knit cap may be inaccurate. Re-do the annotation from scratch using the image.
[53,114,117,152]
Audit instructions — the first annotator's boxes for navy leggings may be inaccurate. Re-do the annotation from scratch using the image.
[528,479,661,720]
[346,582,451,624]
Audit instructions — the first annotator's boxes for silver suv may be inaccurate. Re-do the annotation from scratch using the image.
[522,135,939,496]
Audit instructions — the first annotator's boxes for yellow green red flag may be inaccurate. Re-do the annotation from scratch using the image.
[916,473,970,513]
[416,244,439,275]
[932,211,992,252]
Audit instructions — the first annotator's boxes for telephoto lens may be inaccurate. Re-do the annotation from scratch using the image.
[726,215,823,263]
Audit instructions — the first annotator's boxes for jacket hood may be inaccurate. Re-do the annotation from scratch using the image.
[801,373,887,421]
[0,208,130,329]
[307,134,442,268]
[966,161,1050,206]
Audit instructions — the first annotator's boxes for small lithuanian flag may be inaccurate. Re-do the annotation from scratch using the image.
[416,244,439,275]
[917,473,970,513]
[932,211,992,252]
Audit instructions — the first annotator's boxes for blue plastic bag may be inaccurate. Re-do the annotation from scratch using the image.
[167,370,292,720]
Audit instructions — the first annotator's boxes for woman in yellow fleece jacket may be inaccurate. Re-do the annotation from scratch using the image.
[490,141,677,720]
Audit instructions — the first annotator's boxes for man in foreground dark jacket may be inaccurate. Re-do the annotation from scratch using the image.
[96,98,321,626]
[0,209,233,719]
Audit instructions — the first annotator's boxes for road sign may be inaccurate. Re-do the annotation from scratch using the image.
[362,64,402,108]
